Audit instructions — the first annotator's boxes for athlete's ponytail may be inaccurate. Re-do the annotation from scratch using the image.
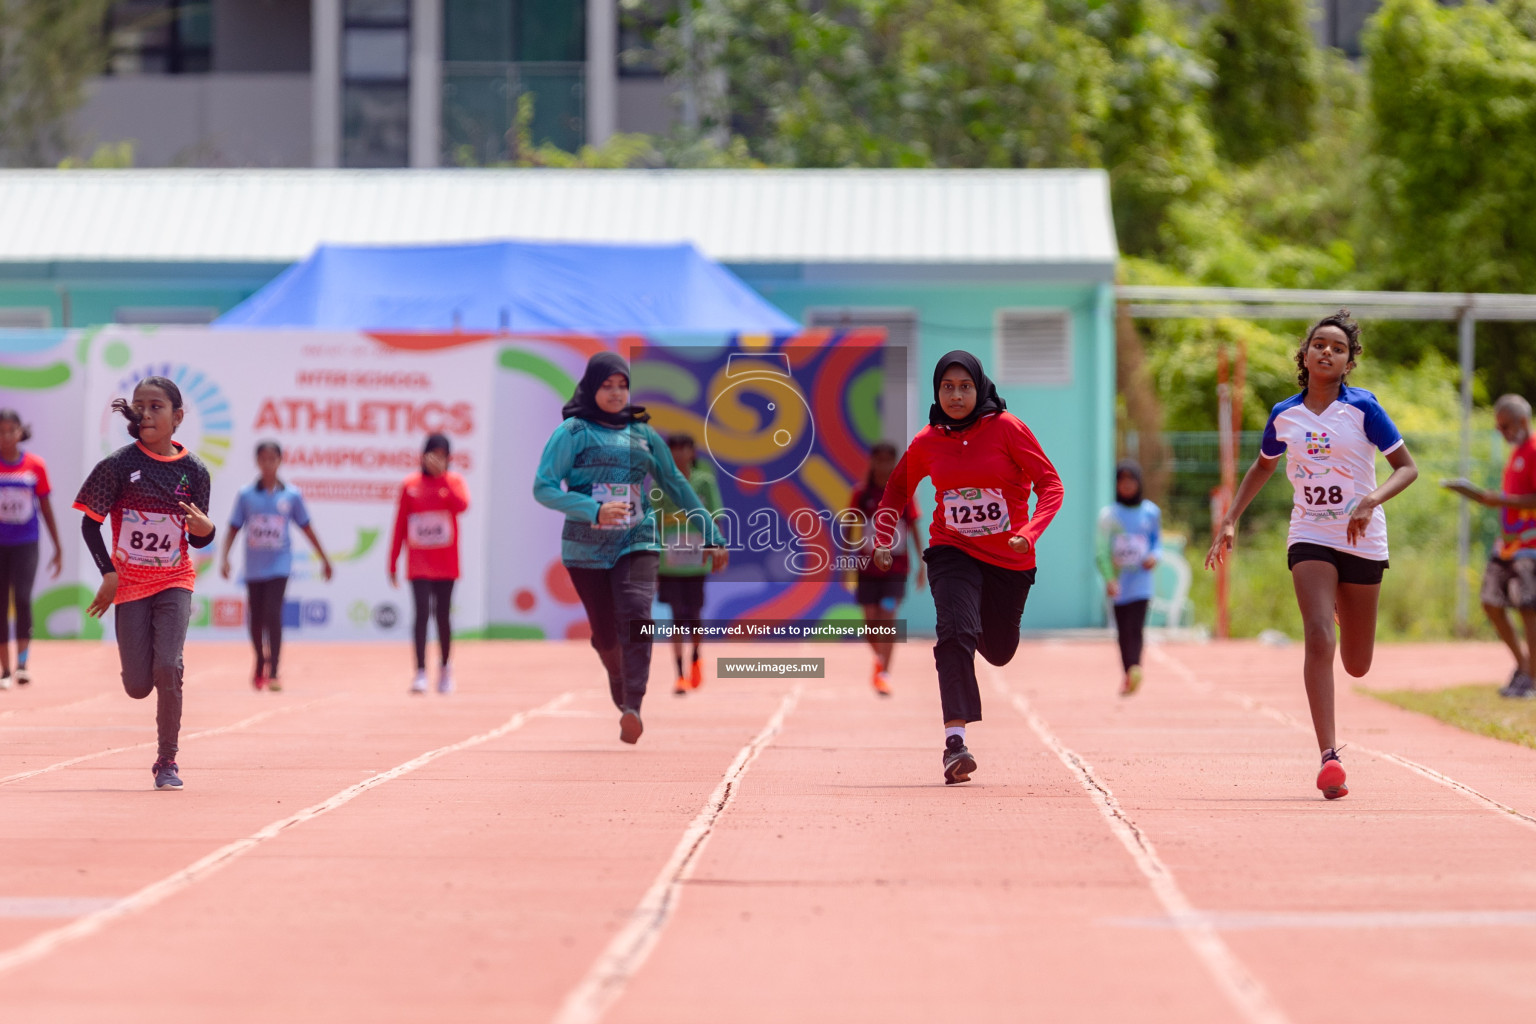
[0,408,33,443]
[110,376,184,440]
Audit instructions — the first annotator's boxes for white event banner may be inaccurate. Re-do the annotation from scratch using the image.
[78,327,495,642]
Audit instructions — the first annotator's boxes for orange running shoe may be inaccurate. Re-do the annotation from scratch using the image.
[1317,748,1348,800]
[673,675,689,696]
[689,658,704,690]
[872,666,892,697]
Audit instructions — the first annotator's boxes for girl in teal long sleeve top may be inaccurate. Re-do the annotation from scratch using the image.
[532,352,727,745]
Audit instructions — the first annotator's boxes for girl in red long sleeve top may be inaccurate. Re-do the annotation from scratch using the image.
[389,433,469,694]
[873,351,1064,785]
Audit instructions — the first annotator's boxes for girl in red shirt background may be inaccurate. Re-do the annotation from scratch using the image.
[389,433,469,695]
[873,351,1064,785]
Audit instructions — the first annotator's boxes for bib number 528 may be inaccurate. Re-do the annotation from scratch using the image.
[1302,485,1345,506]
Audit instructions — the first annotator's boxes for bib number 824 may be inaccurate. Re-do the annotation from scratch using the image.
[1302,485,1345,506]
[128,530,177,554]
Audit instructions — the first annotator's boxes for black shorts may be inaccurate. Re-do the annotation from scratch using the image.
[656,574,706,615]
[1286,543,1388,586]
[855,575,906,609]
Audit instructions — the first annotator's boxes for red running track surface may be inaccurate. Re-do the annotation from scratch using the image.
[1,638,1534,1023]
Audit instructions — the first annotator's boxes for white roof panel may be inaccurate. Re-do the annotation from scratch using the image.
[0,168,1117,265]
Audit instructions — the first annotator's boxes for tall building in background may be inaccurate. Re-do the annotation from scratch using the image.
[77,0,674,167]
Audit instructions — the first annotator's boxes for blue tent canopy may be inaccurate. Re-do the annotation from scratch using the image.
[215,240,799,332]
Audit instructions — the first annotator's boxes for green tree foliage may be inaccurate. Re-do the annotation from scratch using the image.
[657,0,1217,255]
[1365,0,1536,398]
[658,0,1112,169]
[1204,0,1320,164]
[0,0,114,167]
[1367,0,1536,295]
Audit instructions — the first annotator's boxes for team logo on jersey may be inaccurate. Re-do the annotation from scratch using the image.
[1305,430,1331,459]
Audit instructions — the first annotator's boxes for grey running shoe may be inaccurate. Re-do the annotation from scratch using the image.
[1507,674,1536,700]
[619,708,644,745]
[152,759,183,791]
[943,734,976,785]
[1498,669,1528,697]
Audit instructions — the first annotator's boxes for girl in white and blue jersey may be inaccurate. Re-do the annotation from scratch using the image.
[219,441,333,692]
[1206,309,1418,801]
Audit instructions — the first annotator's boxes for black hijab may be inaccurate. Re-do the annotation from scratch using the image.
[1115,460,1144,507]
[929,350,1006,430]
[562,351,650,426]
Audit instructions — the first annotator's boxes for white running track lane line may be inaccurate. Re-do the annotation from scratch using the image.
[987,666,1294,1024]
[0,694,108,722]
[0,690,575,978]
[0,695,344,787]
[1151,648,1536,834]
[551,685,803,1024]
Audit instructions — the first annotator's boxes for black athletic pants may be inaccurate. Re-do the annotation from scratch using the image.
[925,544,1035,724]
[567,552,658,713]
[0,541,39,644]
[246,576,287,678]
[1113,599,1150,673]
[411,578,455,670]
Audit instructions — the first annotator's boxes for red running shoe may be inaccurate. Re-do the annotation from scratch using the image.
[689,658,704,691]
[1317,748,1348,800]
[252,673,267,692]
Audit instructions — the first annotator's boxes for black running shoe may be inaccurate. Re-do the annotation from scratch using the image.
[942,734,976,785]
[619,708,644,745]
[1499,669,1530,697]
[152,759,183,791]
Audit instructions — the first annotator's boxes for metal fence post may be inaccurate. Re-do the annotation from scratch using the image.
[1457,306,1475,634]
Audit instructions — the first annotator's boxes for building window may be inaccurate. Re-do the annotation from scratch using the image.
[106,0,212,75]
[443,0,586,162]
[994,310,1072,387]
[343,0,411,167]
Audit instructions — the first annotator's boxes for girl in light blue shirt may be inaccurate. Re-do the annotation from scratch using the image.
[1096,461,1161,696]
[220,441,333,692]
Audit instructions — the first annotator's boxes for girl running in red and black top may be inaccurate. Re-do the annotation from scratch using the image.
[389,433,469,696]
[74,377,215,791]
[0,409,63,690]
[850,442,924,697]
[873,351,1064,784]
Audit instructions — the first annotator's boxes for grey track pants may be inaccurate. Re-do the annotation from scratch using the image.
[115,588,191,761]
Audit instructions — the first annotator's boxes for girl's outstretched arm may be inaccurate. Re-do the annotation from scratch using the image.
[1206,455,1280,569]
